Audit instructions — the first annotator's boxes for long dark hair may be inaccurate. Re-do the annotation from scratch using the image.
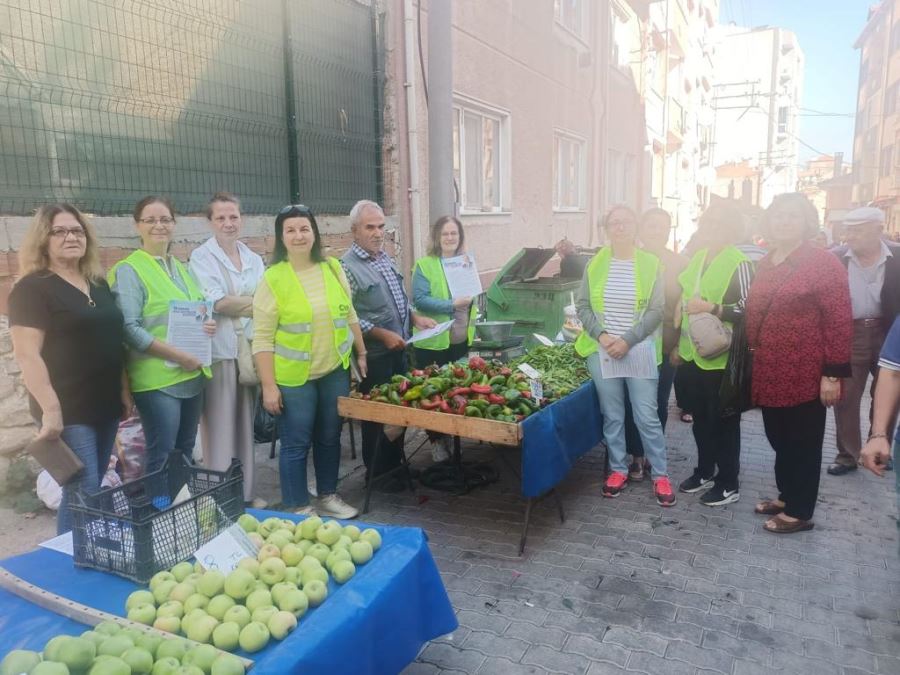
[428,215,465,257]
[271,204,325,265]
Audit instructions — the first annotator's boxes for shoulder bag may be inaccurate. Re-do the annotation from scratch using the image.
[686,262,732,359]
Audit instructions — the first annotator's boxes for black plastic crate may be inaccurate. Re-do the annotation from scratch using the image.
[70,454,243,583]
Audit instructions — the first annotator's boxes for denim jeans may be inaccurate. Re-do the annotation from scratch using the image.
[277,366,350,508]
[625,359,677,458]
[58,420,120,535]
[587,352,668,478]
[132,390,203,475]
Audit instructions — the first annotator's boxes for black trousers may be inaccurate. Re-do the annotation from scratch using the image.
[761,399,826,521]
[675,360,741,491]
[358,350,407,477]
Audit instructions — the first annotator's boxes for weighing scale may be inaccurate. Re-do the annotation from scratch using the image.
[468,335,526,363]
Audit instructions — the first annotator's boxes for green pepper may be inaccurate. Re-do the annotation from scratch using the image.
[488,375,507,385]
[374,396,390,403]
[420,384,438,399]
[464,406,483,418]
[388,390,402,404]
[467,399,489,411]
[503,389,521,402]
[391,374,410,384]
[410,376,425,386]
[486,404,503,419]
[425,377,450,392]
[403,385,424,401]
[516,401,533,416]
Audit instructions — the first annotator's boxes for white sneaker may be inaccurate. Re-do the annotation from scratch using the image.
[431,436,451,463]
[293,505,318,517]
[316,494,359,520]
[247,497,268,509]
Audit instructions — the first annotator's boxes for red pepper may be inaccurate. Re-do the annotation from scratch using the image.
[411,369,426,377]
[520,391,532,399]
[447,386,471,398]
[488,393,506,405]
[400,400,410,407]
[420,395,441,411]
[453,367,466,379]
[455,400,467,415]
[515,414,524,422]
[362,394,371,400]
[500,367,512,376]
[397,379,410,394]
[468,356,487,371]
[470,383,492,395]
[439,400,452,413]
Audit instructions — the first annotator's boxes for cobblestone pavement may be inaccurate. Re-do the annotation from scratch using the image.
[330,404,900,675]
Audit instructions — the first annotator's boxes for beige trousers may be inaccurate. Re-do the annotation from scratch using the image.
[201,360,256,502]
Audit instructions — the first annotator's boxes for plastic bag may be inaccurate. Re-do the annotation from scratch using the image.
[254,395,278,444]
[116,413,146,482]
[101,455,123,489]
[36,470,62,511]
[718,321,753,418]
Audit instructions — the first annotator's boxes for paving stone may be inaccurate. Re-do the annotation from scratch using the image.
[562,634,630,667]
[626,650,698,675]
[665,640,735,672]
[462,631,530,662]
[772,649,842,675]
[585,661,631,675]
[739,590,803,619]
[732,659,777,675]
[616,595,678,620]
[505,621,569,650]
[419,643,487,673]
[675,607,742,637]
[521,645,592,675]
[476,657,548,674]
[801,638,878,672]
[651,586,713,611]
[601,626,668,656]
[876,654,900,674]
[455,609,512,636]
[702,629,771,664]
[772,614,837,643]
[709,598,772,627]
[639,616,704,645]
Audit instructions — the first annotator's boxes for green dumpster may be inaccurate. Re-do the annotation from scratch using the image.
[485,248,583,343]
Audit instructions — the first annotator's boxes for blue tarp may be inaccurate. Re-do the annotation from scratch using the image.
[0,513,457,674]
[520,381,603,497]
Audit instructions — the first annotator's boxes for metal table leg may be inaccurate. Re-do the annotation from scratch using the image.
[362,432,383,514]
[519,497,533,556]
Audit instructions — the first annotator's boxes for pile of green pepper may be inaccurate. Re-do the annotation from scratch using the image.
[507,343,590,399]
[355,356,544,422]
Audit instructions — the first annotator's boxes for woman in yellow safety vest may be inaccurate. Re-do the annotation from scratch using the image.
[673,201,754,508]
[575,205,675,507]
[253,204,366,520]
[411,215,478,462]
[109,196,216,475]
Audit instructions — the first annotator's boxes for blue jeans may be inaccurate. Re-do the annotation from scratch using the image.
[587,352,668,478]
[58,420,120,535]
[625,359,677,458]
[277,366,350,508]
[132,390,203,475]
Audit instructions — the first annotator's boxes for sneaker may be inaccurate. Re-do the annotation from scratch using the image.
[653,477,677,507]
[700,485,740,507]
[316,494,359,520]
[628,462,645,482]
[293,505,318,517]
[603,471,628,498]
[246,497,268,510]
[679,473,714,494]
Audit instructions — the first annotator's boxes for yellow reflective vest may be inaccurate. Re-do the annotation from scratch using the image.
[412,255,476,350]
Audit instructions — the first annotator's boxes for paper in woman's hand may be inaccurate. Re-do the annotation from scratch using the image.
[165,300,213,367]
[441,254,483,298]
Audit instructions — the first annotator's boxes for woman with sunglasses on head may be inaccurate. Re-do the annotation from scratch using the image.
[9,204,127,533]
[109,196,216,475]
[253,204,366,519]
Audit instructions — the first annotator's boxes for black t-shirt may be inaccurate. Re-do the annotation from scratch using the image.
[8,272,125,425]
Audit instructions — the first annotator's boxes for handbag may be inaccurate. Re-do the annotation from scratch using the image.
[213,256,260,386]
[26,436,84,486]
[685,260,732,359]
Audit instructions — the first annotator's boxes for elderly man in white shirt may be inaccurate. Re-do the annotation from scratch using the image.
[189,192,266,506]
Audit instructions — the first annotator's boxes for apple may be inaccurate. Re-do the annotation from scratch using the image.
[256,543,281,563]
[157,600,184,619]
[194,561,205,574]
[331,559,356,584]
[223,605,252,629]
[196,570,225,598]
[183,644,218,673]
[236,558,260,577]
[176,666,204,675]
[258,518,281,538]
[295,539,314,554]
[120,628,143,644]
[126,590,156,611]
[211,621,241,652]
[31,662,69,675]
[149,571,176,591]
[97,635,134,657]
[269,581,298,606]
[276,588,309,618]
[350,540,374,565]
[280,543,304,566]
[127,603,157,625]
[183,593,210,613]
[210,653,246,675]
[326,547,351,572]
[298,516,323,541]
[298,556,323,575]
[53,635,96,672]
[316,520,342,546]
[94,621,121,636]
[283,567,301,585]
[223,569,256,601]
[247,532,265,550]
[88,655,131,675]
[181,608,208,633]
[121,646,154,675]
[0,651,41,675]
[342,524,361,541]
[237,513,259,533]
[267,610,298,640]
[170,561,194,582]
[266,531,292,550]
[302,579,328,607]
[152,579,178,605]
[167,581,196,604]
[306,543,330,565]
[250,605,278,625]
[301,566,328,586]
[238,622,270,653]
[81,630,107,647]
[151,656,181,675]
[185,572,204,586]
[250,579,269,594]
[186,614,219,644]
[245,588,274,613]
[360,528,382,551]
[135,633,163,658]
[332,535,353,551]
[258,557,287,585]
[153,615,181,634]
[155,638,190,661]
[206,594,235,621]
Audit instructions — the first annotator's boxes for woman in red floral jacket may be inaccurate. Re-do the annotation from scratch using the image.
[746,193,852,534]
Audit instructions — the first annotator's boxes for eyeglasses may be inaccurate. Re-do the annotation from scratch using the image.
[49,226,86,239]
[278,204,313,216]
[138,216,175,225]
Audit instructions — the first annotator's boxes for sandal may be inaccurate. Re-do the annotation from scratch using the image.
[680,412,693,423]
[754,499,784,516]
[763,514,814,534]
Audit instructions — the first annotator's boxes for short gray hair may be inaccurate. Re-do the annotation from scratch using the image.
[349,200,384,228]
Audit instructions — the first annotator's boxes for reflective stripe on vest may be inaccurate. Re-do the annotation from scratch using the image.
[574,247,663,365]
[677,246,749,371]
[107,249,210,393]
[264,258,353,387]
[411,255,477,350]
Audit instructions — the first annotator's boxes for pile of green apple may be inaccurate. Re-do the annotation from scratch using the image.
[121,515,382,655]
[0,623,245,675]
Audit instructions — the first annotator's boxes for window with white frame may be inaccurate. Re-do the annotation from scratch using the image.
[607,150,636,206]
[452,101,509,213]
[554,0,585,38]
[553,132,587,211]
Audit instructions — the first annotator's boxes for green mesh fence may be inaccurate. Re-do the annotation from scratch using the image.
[0,0,382,216]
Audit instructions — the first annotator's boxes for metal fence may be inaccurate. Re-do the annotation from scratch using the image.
[0,0,383,216]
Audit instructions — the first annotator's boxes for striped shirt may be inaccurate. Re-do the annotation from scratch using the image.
[603,259,637,337]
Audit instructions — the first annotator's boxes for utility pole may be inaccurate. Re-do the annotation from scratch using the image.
[428,0,454,226]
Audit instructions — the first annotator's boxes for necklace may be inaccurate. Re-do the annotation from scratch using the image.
[52,269,95,307]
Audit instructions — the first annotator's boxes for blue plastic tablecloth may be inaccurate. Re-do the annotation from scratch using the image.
[0,513,457,674]
[520,381,603,497]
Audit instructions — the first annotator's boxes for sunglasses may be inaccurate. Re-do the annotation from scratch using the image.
[278,204,313,216]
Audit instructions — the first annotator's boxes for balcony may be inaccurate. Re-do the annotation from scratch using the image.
[667,98,686,151]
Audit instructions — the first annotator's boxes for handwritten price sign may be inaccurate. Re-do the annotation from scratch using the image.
[194,524,258,572]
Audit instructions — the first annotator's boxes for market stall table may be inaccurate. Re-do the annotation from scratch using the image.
[338,380,604,554]
[0,512,456,674]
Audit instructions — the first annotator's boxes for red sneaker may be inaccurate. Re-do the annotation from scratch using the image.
[603,471,628,498]
[654,477,677,507]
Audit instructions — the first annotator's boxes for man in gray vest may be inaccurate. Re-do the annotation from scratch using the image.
[341,200,436,490]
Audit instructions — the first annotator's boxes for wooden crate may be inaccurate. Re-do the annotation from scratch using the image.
[337,397,522,447]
